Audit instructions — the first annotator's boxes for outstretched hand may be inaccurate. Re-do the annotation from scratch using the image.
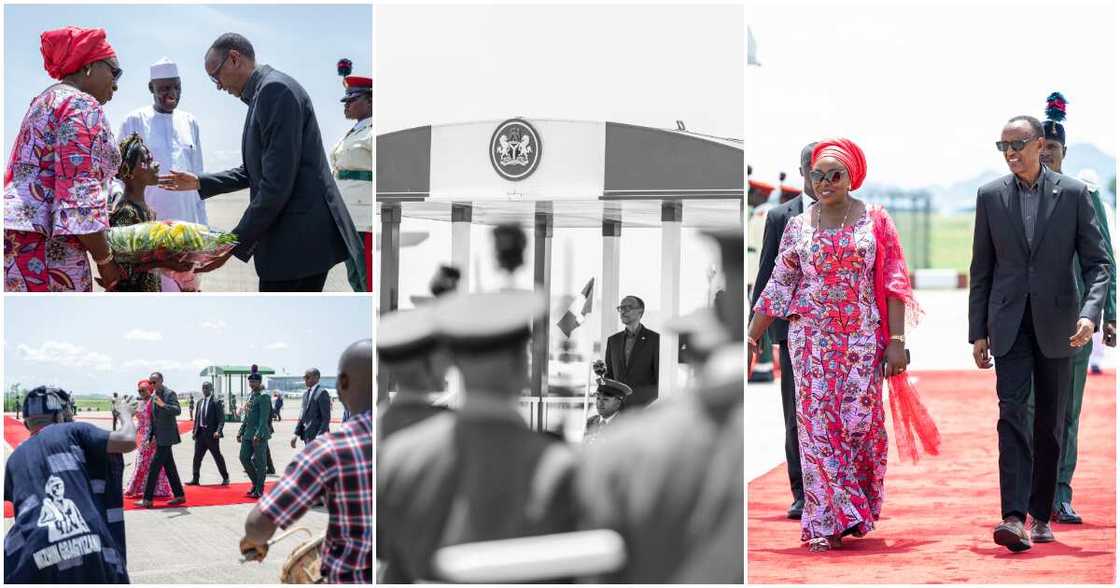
[157,170,200,192]
[239,537,268,563]
[114,394,139,418]
[1069,318,1094,348]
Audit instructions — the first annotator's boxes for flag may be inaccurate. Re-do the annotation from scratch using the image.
[557,277,595,338]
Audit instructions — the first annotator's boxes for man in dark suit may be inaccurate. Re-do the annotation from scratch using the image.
[186,382,229,486]
[138,372,186,507]
[291,368,331,448]
[158,33,365,292]
[749,142,816,520]
[272,392,283,422]
[969,115,1111,552]
[603,296,660,408]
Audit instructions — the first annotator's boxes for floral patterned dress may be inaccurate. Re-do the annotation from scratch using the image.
[125,397,172,498]
[4,84,120,292]
[753,209,888,542]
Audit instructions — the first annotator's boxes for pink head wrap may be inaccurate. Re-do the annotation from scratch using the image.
[811,138,868,191]
[40,26,116,80]
[137,379,152,393]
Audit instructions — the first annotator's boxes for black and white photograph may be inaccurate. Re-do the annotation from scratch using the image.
[375,3,744,584]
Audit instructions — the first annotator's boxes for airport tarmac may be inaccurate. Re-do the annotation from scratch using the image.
[3,411,341,584]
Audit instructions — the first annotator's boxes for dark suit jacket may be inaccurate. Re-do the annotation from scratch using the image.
[193,396,225,438]
[968,167,1111,358]
[749,197,805,342]
[149,387,182,447]
[294,384,331,442]
[198,65,364,282]
[604,325,660,407]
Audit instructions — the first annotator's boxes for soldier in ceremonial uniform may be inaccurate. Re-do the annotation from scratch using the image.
[377,305,450,440]
[583,378,631,445]
[377,290,577,583]
[237,368,272,498]
[333,59,373,292]
[575,230,744,583]
[1034,92,1117,525]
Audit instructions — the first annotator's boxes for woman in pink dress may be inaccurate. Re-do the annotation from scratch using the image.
[748,138,938,552]
[4,26,125,291]
[125,379,171,498]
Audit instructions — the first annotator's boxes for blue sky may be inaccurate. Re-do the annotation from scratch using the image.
[4,3,372,172]
[4,296,372,396]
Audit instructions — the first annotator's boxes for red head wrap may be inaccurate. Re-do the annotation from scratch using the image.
[137,379,152,392]
[40,26,116,80]
[811,138,868,191]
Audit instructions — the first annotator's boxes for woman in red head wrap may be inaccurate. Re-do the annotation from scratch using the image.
[748,138,938,552]
[4,26,126,292]
[124,378,172,499]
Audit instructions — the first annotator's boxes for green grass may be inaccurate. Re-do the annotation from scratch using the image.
[74,398,114,411]
[929,214,976,274]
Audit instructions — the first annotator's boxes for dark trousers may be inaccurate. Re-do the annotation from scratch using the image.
[259,272,329,292]
[994,301,1071,523]
[239,439,268,493]
[778,340,803,502]
[112,412,119,431]
[144,444,185,501]
[1056,343,1091,506]
[192,429,230,480]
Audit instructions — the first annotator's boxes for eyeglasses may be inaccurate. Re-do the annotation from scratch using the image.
[207,52,230,85]
[616,305,640,312]
[809,169,847,184]
[100,61,123,82]
[995,139,1036,153]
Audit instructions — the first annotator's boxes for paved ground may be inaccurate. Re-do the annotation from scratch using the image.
[746,288,1117,479]
[95,190,353,292]
[3,412,331,584]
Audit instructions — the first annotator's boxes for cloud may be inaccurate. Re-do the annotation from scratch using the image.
[265,342,289,350]
[200,320,228,331]
[17,341,112,372]
[124,329,163,342]
[191,358,214,370]
[121,359,191,372]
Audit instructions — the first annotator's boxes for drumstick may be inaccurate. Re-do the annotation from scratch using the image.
[240,527,312,563]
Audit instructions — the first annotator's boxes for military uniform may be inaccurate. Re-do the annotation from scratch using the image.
[333,74,373,292]
[376,291,577,582]
[238,386,272,496]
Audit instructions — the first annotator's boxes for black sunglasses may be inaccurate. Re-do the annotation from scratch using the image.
[208,51,230,85]
[809,169,847,184]
[995,138,1036,153]
[99,61,123,82]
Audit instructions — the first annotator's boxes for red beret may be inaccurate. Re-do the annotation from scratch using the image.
[812,138,868,191]
[40,26,116,80]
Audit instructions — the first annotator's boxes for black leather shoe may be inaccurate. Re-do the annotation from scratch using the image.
[787,499,804,520]
[184,479,200,486]
[993,517,1031,552]
[1053,502,1083,524]
[220,478,230,486]
[1030,519,1055,543]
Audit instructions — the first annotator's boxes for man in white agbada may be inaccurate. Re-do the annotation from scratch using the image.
[118,57,207,291]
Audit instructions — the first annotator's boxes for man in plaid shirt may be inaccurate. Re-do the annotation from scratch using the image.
[239,340,373,583]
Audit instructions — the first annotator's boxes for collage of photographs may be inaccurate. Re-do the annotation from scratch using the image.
[0,0,1116,586]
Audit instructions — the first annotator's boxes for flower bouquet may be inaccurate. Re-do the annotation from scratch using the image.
[107,220,237,269]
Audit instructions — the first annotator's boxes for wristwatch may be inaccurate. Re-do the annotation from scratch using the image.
[890,334,905,344]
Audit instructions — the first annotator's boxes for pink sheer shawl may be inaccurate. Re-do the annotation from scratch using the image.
[871,205,941,463]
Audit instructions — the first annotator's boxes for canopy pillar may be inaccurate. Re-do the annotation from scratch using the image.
[659,201,682,400]
[530,203,553,430]
[600,218,622,356]
[451,204,473,292]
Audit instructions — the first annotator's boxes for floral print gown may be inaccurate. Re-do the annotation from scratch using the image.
[125,397,172,498]
[754,210,888,541]
[4,84,120,292]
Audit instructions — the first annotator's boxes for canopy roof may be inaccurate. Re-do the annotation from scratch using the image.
[378,119,743,229]
[198,365,277,377]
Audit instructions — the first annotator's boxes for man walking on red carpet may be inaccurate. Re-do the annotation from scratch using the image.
[968,115,1111,552]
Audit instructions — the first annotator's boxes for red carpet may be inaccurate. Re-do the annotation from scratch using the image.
[5,481,276,518]
[4,415,274,518]
[748,369,1116,584]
